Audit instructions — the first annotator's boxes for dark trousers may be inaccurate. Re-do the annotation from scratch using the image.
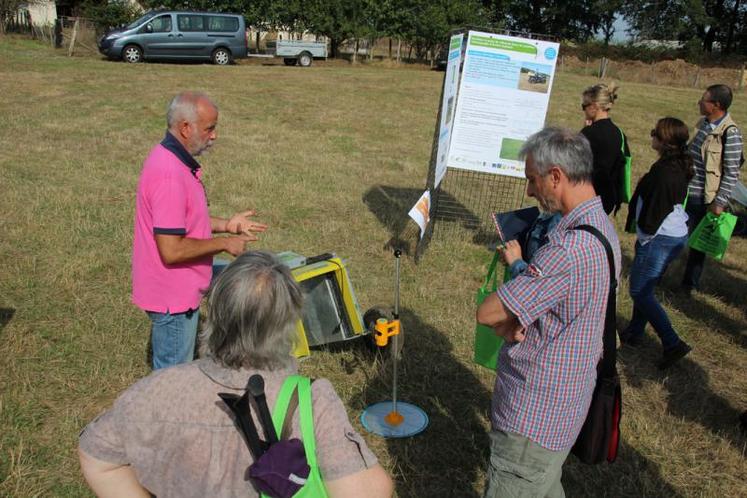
[682,198,707,289]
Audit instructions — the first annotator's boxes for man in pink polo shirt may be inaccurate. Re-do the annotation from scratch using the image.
[132,91,267,370]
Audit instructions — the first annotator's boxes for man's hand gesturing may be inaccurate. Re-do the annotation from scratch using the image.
[226,210,268,236]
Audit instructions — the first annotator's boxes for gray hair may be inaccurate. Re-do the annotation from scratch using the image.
[519,127,593,184]
[199,251,303,370]
[166,91,216,129]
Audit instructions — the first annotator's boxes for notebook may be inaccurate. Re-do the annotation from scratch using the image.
[491,206,540,246]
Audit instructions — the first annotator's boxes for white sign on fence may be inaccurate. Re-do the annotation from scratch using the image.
[445,31,559,179]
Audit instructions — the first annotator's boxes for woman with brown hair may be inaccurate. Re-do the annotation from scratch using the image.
[580,82,630,215]
[621,117,693,369]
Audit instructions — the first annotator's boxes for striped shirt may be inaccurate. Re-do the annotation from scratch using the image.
[688,115,743,206]
[493,196,621,451]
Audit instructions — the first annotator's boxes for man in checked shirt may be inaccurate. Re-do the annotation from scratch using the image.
[477,127,621,498]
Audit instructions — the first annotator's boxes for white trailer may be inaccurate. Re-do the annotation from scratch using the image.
[248,40,327,67]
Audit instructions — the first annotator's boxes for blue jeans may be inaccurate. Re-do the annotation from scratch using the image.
[147,309,199,370]
[627,235,687,349]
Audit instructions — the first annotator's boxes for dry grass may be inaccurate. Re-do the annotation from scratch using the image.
[0,35,745,497]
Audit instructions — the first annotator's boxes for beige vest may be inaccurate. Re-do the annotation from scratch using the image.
[698,114,738,203]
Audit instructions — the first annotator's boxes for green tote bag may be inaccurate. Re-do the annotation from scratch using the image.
[473,251,506,370]
[619,127,632,204]
[688,211,738,261]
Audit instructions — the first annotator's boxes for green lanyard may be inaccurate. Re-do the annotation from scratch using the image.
[263,376,329,498]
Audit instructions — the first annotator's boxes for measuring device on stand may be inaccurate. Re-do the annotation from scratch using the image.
[361,249,429,438]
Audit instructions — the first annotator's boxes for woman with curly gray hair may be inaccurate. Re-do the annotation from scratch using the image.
[79,251,393,498]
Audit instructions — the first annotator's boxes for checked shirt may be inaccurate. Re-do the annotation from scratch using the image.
[493,196,621,451]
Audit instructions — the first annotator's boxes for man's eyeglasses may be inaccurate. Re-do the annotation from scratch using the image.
[581,103,592,110]
[650,129,659,138]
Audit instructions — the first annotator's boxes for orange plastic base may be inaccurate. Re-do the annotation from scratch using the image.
[384,411,404,426]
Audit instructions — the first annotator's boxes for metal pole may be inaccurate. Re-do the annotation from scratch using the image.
[391,249,401,415]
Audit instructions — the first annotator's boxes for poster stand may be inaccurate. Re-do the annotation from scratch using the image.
[415,28,558,260]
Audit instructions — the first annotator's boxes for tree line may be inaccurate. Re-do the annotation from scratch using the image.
[38,0,747,58]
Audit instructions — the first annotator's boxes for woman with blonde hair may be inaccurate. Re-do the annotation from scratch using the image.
[580,82,630,215]
[621,117,693,369]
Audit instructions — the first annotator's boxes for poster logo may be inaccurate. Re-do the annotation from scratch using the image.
[544,47,557,60]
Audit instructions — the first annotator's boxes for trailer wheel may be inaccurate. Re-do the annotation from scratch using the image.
[283,58,297,66]
[298,51,312,67]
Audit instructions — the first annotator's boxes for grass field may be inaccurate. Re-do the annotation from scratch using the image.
[1,36,745,497]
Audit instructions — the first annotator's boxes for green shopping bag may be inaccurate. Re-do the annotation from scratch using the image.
[474,251,507,370]
[688,211,738,261]
[619,127,632,204]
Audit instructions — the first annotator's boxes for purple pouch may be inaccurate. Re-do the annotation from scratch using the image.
[248,438,310,498]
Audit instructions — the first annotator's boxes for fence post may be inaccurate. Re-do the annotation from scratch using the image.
[693,66,701,88]
[67,18,79,57]
[739,63,746,91]
[585,56,589,75]
[650,63,656,84]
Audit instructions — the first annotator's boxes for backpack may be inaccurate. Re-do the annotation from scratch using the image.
[722,125,745,169]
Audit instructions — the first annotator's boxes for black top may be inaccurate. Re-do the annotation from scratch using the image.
[625,157,689,235]
[581,118,629,215]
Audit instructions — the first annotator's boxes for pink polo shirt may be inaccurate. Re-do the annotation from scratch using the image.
[132,144,212,313]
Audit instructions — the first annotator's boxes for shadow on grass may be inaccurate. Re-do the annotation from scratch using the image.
[564,440,685,497]
[618,333,746,451]
[349,308,492,497]
[362,185,487,255]
[0,308,15,332]
[670,247,747,315]
[618,248,746,348]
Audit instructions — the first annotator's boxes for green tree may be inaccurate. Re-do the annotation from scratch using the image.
[623,0,747,54]
[82,0,142,31]
[490,0,601,41]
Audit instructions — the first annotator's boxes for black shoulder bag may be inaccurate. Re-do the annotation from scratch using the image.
[570,225,621,464]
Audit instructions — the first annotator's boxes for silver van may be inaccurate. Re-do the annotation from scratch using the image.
[98,11,247,65]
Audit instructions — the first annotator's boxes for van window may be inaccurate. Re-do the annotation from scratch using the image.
[149,15,172,33]
[177,15,205,32]
[207,16,239,32]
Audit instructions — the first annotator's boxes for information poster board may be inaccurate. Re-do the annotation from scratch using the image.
[446,31,559,178]
[433,33,465,188]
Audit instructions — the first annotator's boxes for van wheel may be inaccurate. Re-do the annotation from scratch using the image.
[212,48,232,65]
[298,52,312,67]
[283,58,297,66]
[122,44,142,63]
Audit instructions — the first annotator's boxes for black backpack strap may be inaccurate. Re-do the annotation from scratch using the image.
[572,224,617,380]
[218,391,267,460]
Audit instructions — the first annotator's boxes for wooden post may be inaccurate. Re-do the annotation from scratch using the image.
[396,38,401,63]
[67,17,79,57]
[599,57,608,78]
[650,63,656,84]
[693,66,701,88]
[585,56,589,75]
[739,63,746,91]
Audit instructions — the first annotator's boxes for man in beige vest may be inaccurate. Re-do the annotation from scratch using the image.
[681,84,743,293]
